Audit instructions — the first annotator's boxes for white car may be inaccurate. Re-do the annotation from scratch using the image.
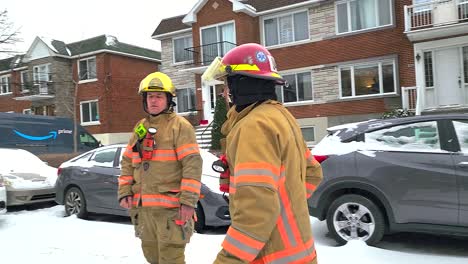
[0,178,6,214]
[0,148,57,206]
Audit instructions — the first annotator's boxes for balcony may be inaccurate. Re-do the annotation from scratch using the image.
[404,0,468,42]
[182,41,237,74]
[14,82,55,102]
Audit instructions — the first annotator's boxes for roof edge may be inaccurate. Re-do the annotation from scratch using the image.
[70,49,161,63]
[152,28,192,40]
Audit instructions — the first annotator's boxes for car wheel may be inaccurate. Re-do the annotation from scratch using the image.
[326,194,385,246]
[194,202,206,233]
[64,187,88,219]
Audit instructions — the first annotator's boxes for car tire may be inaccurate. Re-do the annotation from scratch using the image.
[194,202,206,234]
[64,187,88,219]
[326,194,385,246]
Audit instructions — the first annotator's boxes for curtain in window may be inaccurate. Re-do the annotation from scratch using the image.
[174,37,193,62]
[88,58,97,79]
[279,16,293,44]
[220,23,235,56]
[202,27,218,64]
[351,0,376,31]
[265,18,278,46]
[297,72,313,101]
[294,12,308,41]
[378,0,391,25]
[337,3,349,33]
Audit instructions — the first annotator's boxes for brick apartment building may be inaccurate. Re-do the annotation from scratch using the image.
[152,0,468,145]
[0,35,161,144]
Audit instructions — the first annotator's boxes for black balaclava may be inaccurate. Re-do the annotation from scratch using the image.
[227,75,277,112]
[142,92,176,116]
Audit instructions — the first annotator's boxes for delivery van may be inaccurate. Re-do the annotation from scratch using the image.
[0,113,100,166]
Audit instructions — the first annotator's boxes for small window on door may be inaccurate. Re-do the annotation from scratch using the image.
[90,148,118,167]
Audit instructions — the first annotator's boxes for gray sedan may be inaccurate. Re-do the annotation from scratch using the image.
[308,114,468,245]
[55,144,230,232]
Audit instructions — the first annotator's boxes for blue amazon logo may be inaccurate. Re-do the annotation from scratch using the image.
[13,130,58,141]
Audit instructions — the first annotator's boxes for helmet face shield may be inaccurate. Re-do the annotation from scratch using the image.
[201,57,227,83]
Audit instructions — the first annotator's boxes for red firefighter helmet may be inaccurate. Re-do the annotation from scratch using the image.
[202,43,285,84]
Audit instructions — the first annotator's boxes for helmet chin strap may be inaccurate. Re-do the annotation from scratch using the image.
[227,75,277,112]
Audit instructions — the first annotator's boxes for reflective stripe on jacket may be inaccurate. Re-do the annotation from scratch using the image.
[215,100,323,264]
[118,112,202,208]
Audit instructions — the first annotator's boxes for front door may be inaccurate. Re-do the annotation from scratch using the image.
[202,84,219,123]
[435,48,463,106]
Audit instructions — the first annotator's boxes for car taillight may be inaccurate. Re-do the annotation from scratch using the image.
[313,155,329,163]
[57,167,62,177]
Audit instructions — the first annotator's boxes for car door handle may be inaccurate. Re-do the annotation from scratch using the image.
[457,162,468,167]
[80,168,89,174]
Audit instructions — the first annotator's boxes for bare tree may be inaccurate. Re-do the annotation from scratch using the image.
[0,10,21,54]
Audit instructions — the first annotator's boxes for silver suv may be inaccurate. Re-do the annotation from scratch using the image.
[308,114,468,245]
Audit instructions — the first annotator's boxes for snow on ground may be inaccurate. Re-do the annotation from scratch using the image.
[1,204,467,264]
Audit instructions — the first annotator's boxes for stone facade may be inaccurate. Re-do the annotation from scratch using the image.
[160,37,196,92]
[312,66,340,103]
[310,0,336,41]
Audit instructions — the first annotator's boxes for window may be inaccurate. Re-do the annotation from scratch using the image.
[365,121,441,151]
[20,71,30,92]
[33,64,51,89]
[0,75,11,94]
[22,109,32,115]
[336,0,392,34]
[80,132,99,148]
[173,36,193,63]
[453,120,468,153]
[264,10,309,47]
[78,57,97,81]
[176,88,196,113]
[276,72,313,103]
[463,47,468,84]
[90,148,118,167]
[413,0,432,12]
[301,127,316,143]
[424,51,434,87]
[201,22,236,64]
[339,60,396,98]
[80,100,99,124]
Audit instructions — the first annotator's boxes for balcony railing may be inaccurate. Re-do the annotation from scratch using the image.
[185,41,237,67]
[404,0,468,32]
[15,82,55,101]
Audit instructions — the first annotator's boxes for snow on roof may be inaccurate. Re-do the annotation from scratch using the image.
[39,36,59,53]
[105,35,118,46]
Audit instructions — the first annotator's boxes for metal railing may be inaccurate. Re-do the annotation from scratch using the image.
[404,0,468,31]
[402,86,418,113]
[185,41,237,66]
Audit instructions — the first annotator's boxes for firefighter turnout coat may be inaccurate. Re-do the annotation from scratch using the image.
[214,100,323,264]
[118,112,202,213]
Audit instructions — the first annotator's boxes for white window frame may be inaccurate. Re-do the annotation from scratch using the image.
[261,8,310,48]
[176,87,196,114]
[33,63,51,89]
[20,70,29,92]
[172,35,194,64]
[200,20,236,64]
[0,75,11,95]
[80,99,100,126]
[277,70,314,105]
[338,59,397,99]
[335,0,394,35]
[78,56,97,83]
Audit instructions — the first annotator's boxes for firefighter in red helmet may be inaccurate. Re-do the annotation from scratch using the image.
[203,43,323,264]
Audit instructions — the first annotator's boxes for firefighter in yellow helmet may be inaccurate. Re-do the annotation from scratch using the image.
[118,72,202,264]
[203,43,323,263]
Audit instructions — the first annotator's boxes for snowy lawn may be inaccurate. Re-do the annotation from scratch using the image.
[1,203,467,264]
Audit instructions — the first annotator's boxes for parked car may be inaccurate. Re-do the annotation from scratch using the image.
[0,148,57,206]
[308,114,468,245]
[0,177,6,214]
[55,144,230,232]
